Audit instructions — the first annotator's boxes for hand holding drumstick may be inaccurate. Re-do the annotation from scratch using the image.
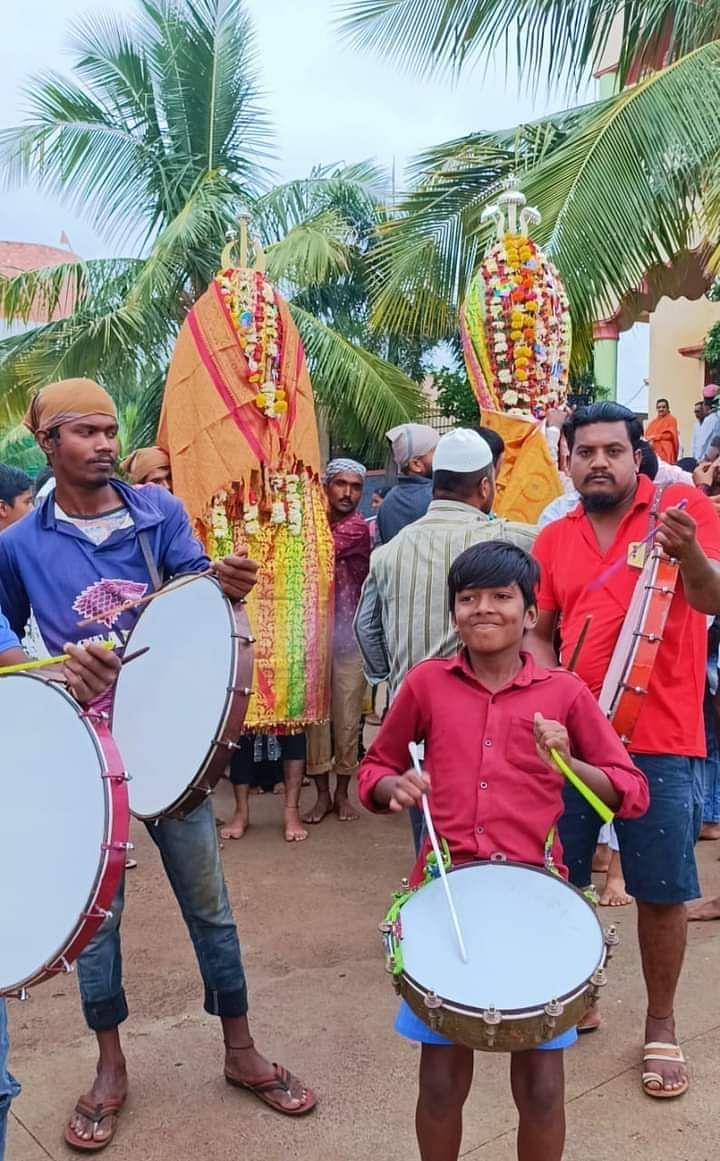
[533,714,620,821]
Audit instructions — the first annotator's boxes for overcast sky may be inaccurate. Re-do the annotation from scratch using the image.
[1,0,563,259]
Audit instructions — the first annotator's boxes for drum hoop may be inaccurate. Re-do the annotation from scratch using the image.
[113,573,252,820]
[603,551,679,740]
[393,859,605,1017]
[1,676,128,995]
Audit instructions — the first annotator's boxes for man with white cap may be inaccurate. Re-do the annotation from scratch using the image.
[355,428,536,849]
[376,423,440,544]
[692,387,720,462]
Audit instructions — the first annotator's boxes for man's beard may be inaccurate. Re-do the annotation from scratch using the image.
[582,490,622,513]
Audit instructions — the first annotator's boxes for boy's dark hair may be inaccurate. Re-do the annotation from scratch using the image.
[637,439,658,481]
[448,541,540,611]
[562,402,643,452]
[473,425,505,466]
[678,456,697,472]
[0,463,31,506]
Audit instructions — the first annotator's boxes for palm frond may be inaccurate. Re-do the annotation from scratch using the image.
[265,210,352,289]
[339,0,720,90]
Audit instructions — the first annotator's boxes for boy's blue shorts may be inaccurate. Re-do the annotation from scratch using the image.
[395,999,578,1051]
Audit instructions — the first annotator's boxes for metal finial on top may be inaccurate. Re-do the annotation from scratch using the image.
[481,174,541,239]
[221,210,266,272]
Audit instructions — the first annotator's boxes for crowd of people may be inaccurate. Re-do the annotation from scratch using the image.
[2,379,720,1161]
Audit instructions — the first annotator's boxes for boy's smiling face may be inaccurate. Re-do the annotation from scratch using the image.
[453,581,537,657]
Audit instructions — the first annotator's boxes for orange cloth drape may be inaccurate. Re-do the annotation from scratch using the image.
[645,415,679,464]
[158,280,321,530]
[480,411,563,523]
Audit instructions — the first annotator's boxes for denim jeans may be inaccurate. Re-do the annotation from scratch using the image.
[703,689,720,824]
[76,798,248,1031]
[0,999,21,1161]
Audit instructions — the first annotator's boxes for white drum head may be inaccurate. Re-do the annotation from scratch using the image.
[401,863,604,1011]
[0,676,107,992]
[112,576,235,818]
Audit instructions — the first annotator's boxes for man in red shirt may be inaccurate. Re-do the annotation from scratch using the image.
[305,459,372,824]
[529,401,720,1100]
[358,541,647,1161]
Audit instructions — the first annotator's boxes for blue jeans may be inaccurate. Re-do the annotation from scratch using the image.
[703,690,720,824]
[77,799,248,1031]
[0,1000,21,1161]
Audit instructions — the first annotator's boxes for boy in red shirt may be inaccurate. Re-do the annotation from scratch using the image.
[358,542,648,1161]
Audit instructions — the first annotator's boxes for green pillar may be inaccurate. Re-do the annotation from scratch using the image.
[593,323,619,400]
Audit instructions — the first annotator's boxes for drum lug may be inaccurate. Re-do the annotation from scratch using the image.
[482,1005,502,1048]
[227,686,253,696]
[83,907,112,921]
[424,991,444,1032]
[4,988,30,1002]
[604,924,620,961]
[231,632,256,644]
[46,956,74,976]
[102,771,132,783]
[542,999,564,1038]
[102,841,134,852]
[590,966,608,1000]
[80,710,110,722]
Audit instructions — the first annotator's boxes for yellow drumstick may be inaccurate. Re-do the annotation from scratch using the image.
[0,639,115,677]
[549,747,614,825]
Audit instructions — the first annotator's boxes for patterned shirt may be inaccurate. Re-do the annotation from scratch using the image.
[332,511,371,656]
[353,500,536,695]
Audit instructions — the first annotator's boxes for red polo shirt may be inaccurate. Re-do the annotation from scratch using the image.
[358,652,648,886]
[533,475,720,757]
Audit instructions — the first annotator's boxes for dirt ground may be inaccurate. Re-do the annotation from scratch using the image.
[6,779,720,1161]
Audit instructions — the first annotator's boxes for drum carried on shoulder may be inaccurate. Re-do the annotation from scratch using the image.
[381,858,619,1053]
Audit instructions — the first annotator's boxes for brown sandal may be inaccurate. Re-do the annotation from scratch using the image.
[64,1097,126,1152]
[224,1041,316,1117]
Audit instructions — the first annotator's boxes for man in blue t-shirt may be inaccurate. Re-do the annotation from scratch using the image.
[0,379,315,1151]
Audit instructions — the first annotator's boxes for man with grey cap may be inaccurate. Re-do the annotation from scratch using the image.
[355,428,536,848]
[376,423,440,544]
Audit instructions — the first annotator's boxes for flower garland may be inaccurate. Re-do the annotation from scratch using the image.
[478,232,571,413]
[216,268,287,419]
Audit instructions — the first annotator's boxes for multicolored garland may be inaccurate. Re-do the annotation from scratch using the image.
[461,181,571,415]
[217,268,287,419]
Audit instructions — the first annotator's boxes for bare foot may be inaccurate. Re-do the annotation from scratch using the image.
[303,792,332,825]
[67,1063,128,1146]
[224,1044,314,1113]
[699,822,720,840]
[220,810,249,840]
[599,876,634,907]
[643,1014,688,1094]
[334,796,359,822]
[284,806,308,842]
[272,782,285,795]
[592,842,611,874]
[578,1006,601,1033]
[687,895,720,921]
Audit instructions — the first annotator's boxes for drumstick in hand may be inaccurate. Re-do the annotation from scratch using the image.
[408,742,469,964]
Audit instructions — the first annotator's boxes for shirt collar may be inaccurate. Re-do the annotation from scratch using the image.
[425,500,493,520]
[397,474,432,486]
[39,478,166,534]
[566,473,652,520]
[446,648,552,689]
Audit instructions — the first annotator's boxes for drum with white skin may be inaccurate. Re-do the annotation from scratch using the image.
[382,859,618,1052]
[111,574,254,820]
[0,675,129,996]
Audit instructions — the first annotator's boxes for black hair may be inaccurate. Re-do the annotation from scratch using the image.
[32,466,55,499]
[373,485,391,499]
[637,439,658,481]
[0,463,32,506]
[656,397,669,408]
[448,541,540,611]
[678,456,697,472]
[562,401,643,452]
[433,464,493,500]
[472,425,505,466]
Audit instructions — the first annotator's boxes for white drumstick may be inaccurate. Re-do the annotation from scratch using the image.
[408,742,468,964]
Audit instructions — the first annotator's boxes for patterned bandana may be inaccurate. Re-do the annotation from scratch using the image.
[323,458,367,483]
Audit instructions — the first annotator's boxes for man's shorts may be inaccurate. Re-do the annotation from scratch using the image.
[395,1000,577,1052]
[559,754,704,904]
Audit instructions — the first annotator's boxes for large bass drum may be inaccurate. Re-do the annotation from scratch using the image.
[0,675,129,996]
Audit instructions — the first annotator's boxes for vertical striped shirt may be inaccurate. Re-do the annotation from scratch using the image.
[353,500,536,696]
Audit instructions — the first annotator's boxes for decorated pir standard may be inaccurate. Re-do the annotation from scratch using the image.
[159,230,333,733]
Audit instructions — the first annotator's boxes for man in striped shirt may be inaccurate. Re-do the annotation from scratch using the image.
[354,428,536,699]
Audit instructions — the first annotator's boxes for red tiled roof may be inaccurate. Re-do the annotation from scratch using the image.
[0,240,82,322]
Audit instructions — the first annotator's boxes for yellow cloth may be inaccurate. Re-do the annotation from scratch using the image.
[121,446,170,484]
[481,410,563,523]
[24,378,117,434]
[159,281,321,530]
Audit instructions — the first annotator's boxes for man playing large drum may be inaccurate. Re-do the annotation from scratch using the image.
[529,401,720,1100]
[358,541,648,1161]
[0,377,315,1152]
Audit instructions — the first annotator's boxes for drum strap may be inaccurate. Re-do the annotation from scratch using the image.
[138,530,164,592]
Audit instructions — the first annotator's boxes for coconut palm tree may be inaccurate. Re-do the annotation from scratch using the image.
[341,1,720,360]
[0,0,423,453]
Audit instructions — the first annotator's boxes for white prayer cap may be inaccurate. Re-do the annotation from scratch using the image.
[433,429,493,474]
[386,423,439,467]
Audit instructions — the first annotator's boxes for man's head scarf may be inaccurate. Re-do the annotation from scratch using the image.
[323,458,367,483]
[121,446,171,485]
[24,378,117,435]
[385,423,439,469]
